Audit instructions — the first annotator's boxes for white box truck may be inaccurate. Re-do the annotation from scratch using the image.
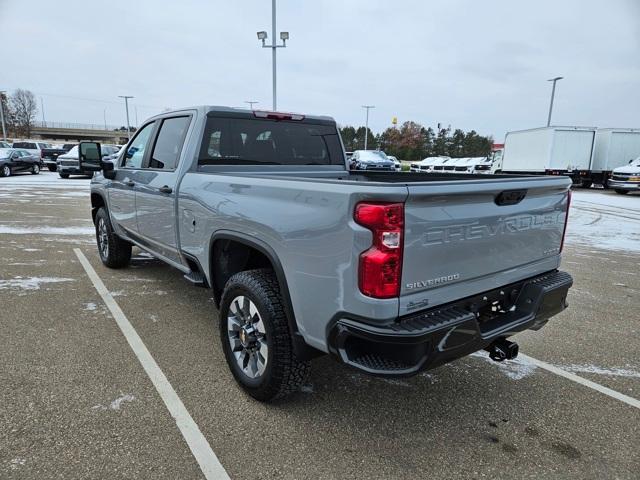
[590,128,640,187]
[493,126,596,186]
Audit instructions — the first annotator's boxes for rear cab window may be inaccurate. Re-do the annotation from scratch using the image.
[198,116,344,166]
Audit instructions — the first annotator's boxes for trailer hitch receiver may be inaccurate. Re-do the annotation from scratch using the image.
[485,338,519,362]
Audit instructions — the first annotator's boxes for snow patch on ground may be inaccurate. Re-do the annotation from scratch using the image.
[0,276,74,290]
[0,226,94,235]
[110,290,125,297]
[566,191,640,252]
[9,457,26,470]
[92,393,135,411]
[470,352,538,380]
[83,302,97,311]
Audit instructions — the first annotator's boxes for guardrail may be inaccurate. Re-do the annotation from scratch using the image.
[33,121,131,132]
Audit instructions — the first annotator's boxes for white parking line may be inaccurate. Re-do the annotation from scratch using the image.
[74,248,230,480]
[519,353,640,410]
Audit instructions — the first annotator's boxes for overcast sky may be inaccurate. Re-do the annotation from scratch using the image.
[1,0,638,140]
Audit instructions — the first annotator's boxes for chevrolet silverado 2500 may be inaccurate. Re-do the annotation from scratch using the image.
[79,106,573,401]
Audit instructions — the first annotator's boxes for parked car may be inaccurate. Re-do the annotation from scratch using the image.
[41,143,76,172]
[80,106,573,402]
[608,156,640,194]
[57,144,119,178]
[410,156,450,172]
[0,141,11,149]
[0,148,41,176]
[387,155,402,171]
[11,140,53,167]
[351,150,395,171]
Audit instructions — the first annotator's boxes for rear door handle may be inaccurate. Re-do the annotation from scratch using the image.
[125,180,135,187]
[159,185,173,194]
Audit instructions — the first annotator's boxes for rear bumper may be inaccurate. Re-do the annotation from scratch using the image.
[328,270,572,376]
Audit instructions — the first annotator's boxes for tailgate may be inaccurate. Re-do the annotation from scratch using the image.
[400,177,570,314]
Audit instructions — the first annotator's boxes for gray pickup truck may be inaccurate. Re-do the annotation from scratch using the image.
[79,106,573,402]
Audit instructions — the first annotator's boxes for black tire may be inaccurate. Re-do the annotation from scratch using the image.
[1,165,10,177]
[614,189,629,195]
[94,207,132,268]
[31,164,40,175]
[47,164,57,172]
[59,172,70,179]
[219,269,310,402]
[580,180,592,188]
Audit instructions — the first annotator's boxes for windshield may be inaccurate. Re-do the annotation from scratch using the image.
[630,156,640,167]
[64,146,79,157]
[358,150,389,161]
[0,148,12,158]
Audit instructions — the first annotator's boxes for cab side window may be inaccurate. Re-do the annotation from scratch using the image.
[149,116,190,170]
[123,122,155,168]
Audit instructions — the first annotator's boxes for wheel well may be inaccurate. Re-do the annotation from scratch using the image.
[210,239,273,304]
[91,193,106,223]
[209,236,322,361]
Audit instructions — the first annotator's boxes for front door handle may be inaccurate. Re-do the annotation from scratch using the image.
[125,180,135,187]
[159,185,173,194]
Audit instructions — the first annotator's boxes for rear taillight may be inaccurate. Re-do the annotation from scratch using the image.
[559,189,571,253]
[355,202,404,298]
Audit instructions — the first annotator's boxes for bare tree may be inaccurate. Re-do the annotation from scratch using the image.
[10,89,38,138]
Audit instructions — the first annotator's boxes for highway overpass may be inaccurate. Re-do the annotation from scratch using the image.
[28,121,132,144]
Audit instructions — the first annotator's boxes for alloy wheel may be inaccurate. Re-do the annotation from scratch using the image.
[97,218,109,260]
[227,295,269,379]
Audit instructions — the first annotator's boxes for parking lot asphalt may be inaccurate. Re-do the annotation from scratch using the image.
[1,172,639,479]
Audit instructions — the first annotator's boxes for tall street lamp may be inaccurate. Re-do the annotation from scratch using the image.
[245,101,259,110]
[0,91,7,141]
[362,105,375,150]
[547,76,563,127]
[118,95,134,140]
[257,0,289,111]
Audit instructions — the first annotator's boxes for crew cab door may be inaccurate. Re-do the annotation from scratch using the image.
[109,121,156,237]
[134,115,191,265]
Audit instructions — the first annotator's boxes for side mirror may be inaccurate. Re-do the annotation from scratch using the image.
[79,142,103,171]
[629,159,633,164]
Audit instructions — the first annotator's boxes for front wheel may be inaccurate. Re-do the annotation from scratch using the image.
[94,207,132,268]
[31,164,40,175]
[59,172,69,179]
[1,165,11,177]
[219,269,310,402]
[614,189,629,195]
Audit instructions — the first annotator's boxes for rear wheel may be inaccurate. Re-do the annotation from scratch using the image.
[219,269,310,402]
[59,172,69,179]
[614,189,629,195]
[580,180,592,188]
[95,207,132,268]
[1,165,10,177]
[31,164,40,175]
[47,164,57,172]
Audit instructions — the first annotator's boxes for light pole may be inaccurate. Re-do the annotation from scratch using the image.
[103,109,107,130]
[546,76,563,127]
[257,0,289,111]
[0,91,7,141]
[245,101,259,110]
[118,95,134,140]
[40,97,46,125]
[362,105,375,150]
